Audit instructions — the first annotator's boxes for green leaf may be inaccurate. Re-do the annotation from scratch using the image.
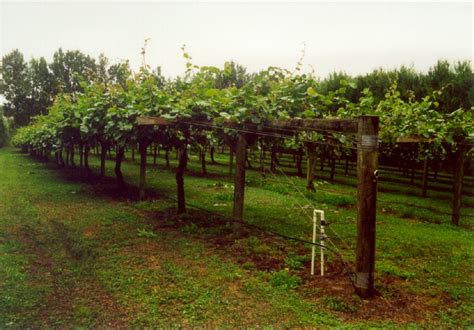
[306,87,317,96]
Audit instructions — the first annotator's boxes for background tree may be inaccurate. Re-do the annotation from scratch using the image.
[0,106,10,147]
[0,49,32,126]
[29,57,55,117]
[49,48,97,94]
[216,61,250,89]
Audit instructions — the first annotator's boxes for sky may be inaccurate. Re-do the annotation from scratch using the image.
[0,1,472,79]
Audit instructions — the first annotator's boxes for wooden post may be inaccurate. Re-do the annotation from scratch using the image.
[153,144,158,165]
[306,143,316,191]
[296,147,304,176]
[355,115,379,298]
[233,132,247,221]
[421,157,429,198]
[115,146,126,190]
[79,143,84,168]
[200,145,207,174]
[229,150,234,175]
[139,141,148,201]
[131,142,136,162]
[84,144,90,178]
[259,138,266,176]
[176,144,188,214]
[452,144,466,226]
[100,143,107,177]
[70,145,75,166]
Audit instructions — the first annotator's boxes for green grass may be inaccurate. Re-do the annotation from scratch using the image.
[0,147,473,327]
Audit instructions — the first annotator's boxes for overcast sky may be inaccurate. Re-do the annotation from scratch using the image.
[1,1,472,79]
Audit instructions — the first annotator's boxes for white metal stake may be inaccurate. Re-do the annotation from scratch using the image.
[311,210,326,276]
[311,210,317,275]
[320,212,325,276]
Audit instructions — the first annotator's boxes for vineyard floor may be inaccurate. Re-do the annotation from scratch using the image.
[0,147,472,327]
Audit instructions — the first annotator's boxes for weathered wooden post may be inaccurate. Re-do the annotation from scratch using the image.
[229,150,234,175]
[131,142,136,161]
[452,143,466,226]
[306,143,317,191]
[233,132,247,221]
[176,143,188,214]
[355,115,379,298]
[139,140,148,200]
[421,157,429,198]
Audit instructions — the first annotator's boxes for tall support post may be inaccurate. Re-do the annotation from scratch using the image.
[139,140,148,201]
[421,157,429,198]
[233,132,247,221]
[355,115,379,298]
[306,143,317,191]
[452,143,466,226]
[176,143,188,214]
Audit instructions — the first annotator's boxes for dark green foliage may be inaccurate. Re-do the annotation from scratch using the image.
[49,48,97,94]
[0,118,8,147]
[320,60,473,113]
[0,50,32,126]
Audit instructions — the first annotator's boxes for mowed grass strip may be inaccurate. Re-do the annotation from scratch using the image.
[0,148,339,327]
[1,147,473,327]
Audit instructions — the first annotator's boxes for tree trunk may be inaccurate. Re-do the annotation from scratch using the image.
[58,150,65,167]
[100,143,107,178]
[259,139,266,177]
[66,149,70,167]
[229,150,234,175]
[70,145,75,167]
[245,153,253,169]
[306,144,316,190]
[139,140,148,200]
[330,157,336,181]
[233,133,247,222]
[296,147,304,177]
[79,143,84,168]
[421,157,429,198]
[176,145,188,214]
[84,144,91,178]
[410,165,415,184]
[131,142,136,162]
[452,144,466,226]
[210,146,217,164]
[165,148,170,168]
[200,145,207,174]
[270,145,277,172]
[115,146,126,191]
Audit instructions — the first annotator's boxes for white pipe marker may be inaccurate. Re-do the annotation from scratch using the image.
[311,209,325,276]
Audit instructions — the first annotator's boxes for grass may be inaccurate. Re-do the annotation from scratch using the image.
[0,146,473,327]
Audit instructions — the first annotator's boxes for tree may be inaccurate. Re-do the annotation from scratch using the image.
[49,48,97,94]
[216,61,250,89]
[0,106,10,147]
[0,49,32,126]
[29,57,55,117]
[108,61,131,89]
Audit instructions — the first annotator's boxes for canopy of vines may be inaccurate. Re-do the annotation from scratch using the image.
[12,49,473,178]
